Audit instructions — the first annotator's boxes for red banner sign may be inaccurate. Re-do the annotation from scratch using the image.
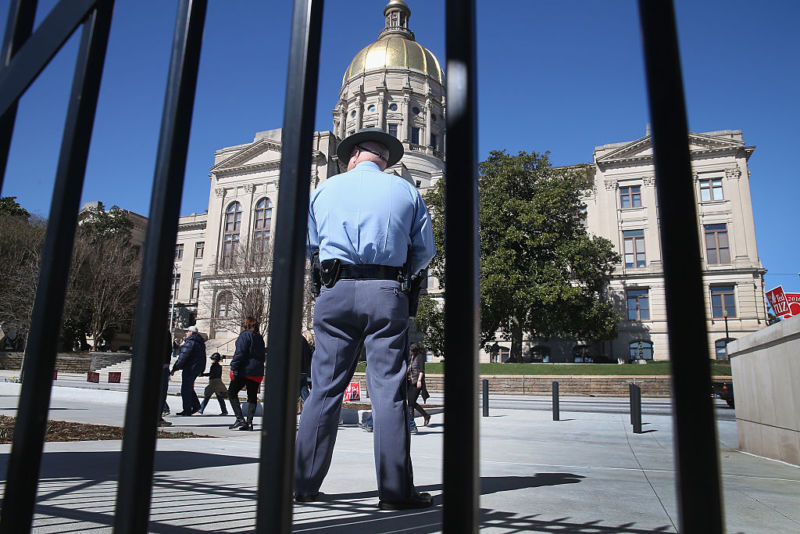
[785,292,800,317]
[766,286,799,318]
[344,382,361,402]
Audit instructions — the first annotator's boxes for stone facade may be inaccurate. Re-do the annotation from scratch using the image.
[169,1,766,364]
[585,129,767,362]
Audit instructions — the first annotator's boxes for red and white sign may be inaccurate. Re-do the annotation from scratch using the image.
[785,292,800,317]
[766,286,800,318]
[344,382,361,402]
[766,286,790,316]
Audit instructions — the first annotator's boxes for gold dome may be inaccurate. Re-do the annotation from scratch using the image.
[342,37,444,87]
[341,0,444,87]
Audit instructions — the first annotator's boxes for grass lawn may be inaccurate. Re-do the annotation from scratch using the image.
[356,360,732,376]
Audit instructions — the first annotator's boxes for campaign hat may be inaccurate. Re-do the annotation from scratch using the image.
[336,127,404,168]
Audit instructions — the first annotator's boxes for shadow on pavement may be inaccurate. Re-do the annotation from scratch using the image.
[0,449,257,481]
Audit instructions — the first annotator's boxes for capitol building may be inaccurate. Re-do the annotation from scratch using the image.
[169,0,767,362]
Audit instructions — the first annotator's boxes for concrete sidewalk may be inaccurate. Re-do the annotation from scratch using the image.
[0,381,798,532]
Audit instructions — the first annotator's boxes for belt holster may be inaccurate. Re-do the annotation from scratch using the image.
[320,259,342,288]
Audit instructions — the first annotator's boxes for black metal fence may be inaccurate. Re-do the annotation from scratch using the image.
[0,0,723,532]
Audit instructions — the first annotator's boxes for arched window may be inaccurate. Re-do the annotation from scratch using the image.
[629,341,653,361]
[222,202,241,268]
[715,338,735,359]
[253,198,272,261]
[216,291,233,319]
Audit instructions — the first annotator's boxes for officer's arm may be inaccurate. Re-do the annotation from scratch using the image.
[409,194,436,274]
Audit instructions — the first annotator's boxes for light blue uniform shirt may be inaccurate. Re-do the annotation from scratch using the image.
[308,161,435,274]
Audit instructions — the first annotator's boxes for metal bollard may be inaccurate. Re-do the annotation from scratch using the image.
[629,382,635,425]
[552,381,560,421]
[631,384,642,434]
[482,379,489,417]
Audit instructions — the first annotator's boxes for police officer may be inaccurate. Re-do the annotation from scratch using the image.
[295,127,435,510]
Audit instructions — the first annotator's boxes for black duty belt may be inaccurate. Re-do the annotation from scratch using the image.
[339,264,402,281]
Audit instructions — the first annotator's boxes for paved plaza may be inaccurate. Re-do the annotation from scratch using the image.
[0,376,798,533]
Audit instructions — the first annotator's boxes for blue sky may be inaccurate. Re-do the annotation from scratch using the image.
[1,0,798,295]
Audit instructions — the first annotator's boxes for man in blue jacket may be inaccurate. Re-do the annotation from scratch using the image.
[171,325,206,416]
[295,127,435,510]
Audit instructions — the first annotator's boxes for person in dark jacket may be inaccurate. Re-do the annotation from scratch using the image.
[228,317,265,430]
[158,330,173,427]
[171,325,206,416]
[199,352,228,415]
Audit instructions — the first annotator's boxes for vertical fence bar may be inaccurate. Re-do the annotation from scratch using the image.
[0,2,113,531]
[256,0,323,532]
[444,0,479,532]
[0,0,38,189]
[113,2,207,532]
[637,1,724,532]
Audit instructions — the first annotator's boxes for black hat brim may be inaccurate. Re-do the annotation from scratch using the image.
[336,127,404,168]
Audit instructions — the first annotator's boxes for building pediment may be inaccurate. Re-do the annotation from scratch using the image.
[210,136,328,178]
[596,132,751,169]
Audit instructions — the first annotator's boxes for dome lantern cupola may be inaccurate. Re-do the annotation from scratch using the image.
[379,0,414,41]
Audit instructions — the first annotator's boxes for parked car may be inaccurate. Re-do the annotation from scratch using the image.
[712,380,734,408]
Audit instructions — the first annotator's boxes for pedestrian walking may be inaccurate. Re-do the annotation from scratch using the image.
[295,127,436,510]
[170,325,206,416]
[228,317,265,431]
[407,342,430,431]
[199,352,229,415]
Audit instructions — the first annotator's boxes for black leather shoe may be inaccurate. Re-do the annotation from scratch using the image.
[294,492,319,503]
[378,492,433,510]
[175,411,192,416]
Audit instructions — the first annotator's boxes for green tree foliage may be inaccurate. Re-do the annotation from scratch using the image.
[413,294,445,358]
[0,196,30,219]
[424,150,620,361]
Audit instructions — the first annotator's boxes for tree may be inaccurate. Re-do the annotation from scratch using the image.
[0,196,31,219]
[413,293,445,358]
[0,200,46,349]
[209,239,275,333]
[424,150,620,361]
[62,202,140,350]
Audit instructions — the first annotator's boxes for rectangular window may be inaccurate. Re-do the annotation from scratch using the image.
[388,124,398,137]
[175,244,184,260]
[172,274,180,300]
[430,133,437,150]
[699,178,723,202]
[619,185,642,209]
[411,127,420,145]
[626,288,650,321]
[704,224,730,264]
[623,229,646,268]
[194,241,204,259]
[191,272,201,300]
[711,285,736,318]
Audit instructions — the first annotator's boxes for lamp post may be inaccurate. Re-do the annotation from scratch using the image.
[723,310,730,358]
[169,263,178,337]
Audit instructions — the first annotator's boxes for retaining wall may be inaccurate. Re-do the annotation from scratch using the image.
[729,316,800,466]
[0,352,132,373]
[351,373,682,398]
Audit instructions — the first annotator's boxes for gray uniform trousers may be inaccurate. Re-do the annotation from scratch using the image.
[295,279,417,502]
